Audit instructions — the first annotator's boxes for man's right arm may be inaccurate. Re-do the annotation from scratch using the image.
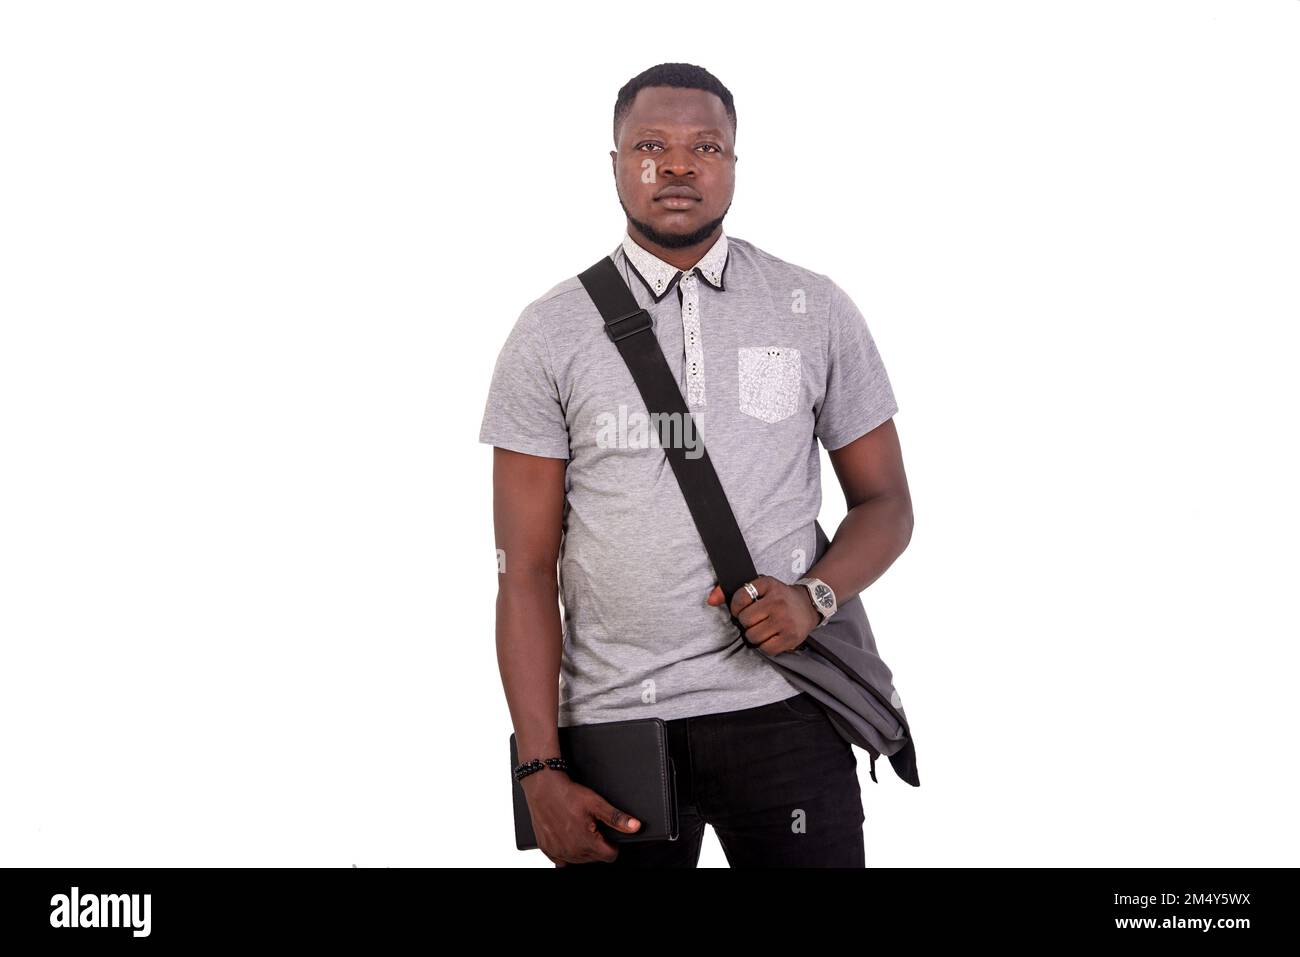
[493,445,567,771]
[492,446,641,864]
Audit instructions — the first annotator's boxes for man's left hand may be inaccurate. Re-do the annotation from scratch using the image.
[706,576,821,655]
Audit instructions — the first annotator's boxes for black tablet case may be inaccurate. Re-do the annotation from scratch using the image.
[509,717,679,850]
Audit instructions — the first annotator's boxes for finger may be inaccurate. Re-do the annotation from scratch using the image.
[743,590,780,629]
[759,634,798,656]
[738,597,771,628]
[706,584,725,606]
[587,834,619,863]
[737,576,787,622]
[591,800,641,834]
[729,579,764,616]
[746,619,782,648]
[576,818,620,863]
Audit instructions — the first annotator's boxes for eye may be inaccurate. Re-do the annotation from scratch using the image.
[697,144,721,153]
[635,142,663,152]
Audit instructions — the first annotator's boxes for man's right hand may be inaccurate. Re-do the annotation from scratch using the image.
[520,771,641,866]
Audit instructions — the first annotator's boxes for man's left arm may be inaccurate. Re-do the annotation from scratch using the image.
[805,415,913,607]
[708,416,912,653]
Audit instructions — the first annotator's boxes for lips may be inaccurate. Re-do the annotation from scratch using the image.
[655,186,701,202]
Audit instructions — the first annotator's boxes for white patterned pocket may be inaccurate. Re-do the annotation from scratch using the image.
[737,346,802,424]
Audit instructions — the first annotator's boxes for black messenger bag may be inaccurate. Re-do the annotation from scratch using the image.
[578,254,920,787]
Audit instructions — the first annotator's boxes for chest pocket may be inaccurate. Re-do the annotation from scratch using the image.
[738,346,802,424]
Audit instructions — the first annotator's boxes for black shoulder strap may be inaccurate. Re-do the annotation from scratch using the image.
[578,254,916,757]
[577,256,757,606]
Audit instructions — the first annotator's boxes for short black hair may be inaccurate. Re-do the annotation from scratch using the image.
[613,62,736,145]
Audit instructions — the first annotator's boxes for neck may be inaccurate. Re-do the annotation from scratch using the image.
[626,224,721,272]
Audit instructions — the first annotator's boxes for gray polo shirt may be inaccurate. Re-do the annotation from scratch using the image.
[480,230,899,726]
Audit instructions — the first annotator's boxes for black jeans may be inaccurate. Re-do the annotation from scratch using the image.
[561,691,866,868]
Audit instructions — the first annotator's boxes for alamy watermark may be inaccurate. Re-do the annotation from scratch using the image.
[594,404,703,459]
[49,886,150,937]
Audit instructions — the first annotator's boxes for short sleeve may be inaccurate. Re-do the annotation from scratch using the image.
[478,306,570,459]
[814,278,899,451]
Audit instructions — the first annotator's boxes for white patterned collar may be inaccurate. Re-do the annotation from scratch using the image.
[620,230,729,302]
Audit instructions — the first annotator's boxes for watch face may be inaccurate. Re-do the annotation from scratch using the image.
[812,583,834,611]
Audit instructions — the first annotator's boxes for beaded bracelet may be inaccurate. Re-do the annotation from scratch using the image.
[512,756,568,782]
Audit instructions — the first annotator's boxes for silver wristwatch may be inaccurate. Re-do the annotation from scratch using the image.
[795,577,837,623]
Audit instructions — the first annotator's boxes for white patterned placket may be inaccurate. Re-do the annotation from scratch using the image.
[619,231,727,410]
[681,271,705,407]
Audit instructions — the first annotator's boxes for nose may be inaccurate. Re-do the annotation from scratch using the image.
[657,143,697,179]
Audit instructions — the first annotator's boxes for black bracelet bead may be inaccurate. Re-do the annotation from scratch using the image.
[513,755,567,782]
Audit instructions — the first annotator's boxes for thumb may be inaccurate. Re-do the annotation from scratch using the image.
[591,799,641,834]
[706,584,725,606]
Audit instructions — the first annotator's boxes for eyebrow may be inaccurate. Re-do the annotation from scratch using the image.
[635,127,726,138]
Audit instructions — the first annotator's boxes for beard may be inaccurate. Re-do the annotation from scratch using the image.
[619,196,731,249]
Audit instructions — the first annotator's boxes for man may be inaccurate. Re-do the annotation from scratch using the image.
[480,63,914,867]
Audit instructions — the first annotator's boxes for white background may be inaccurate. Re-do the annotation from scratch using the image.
[2,1,1297,868]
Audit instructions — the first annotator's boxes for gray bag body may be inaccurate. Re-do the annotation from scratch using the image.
[778,520,918,785]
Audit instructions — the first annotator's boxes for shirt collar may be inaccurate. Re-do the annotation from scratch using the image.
[620,230,729,302]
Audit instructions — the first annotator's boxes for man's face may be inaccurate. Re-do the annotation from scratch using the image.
[612,86,736,248]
